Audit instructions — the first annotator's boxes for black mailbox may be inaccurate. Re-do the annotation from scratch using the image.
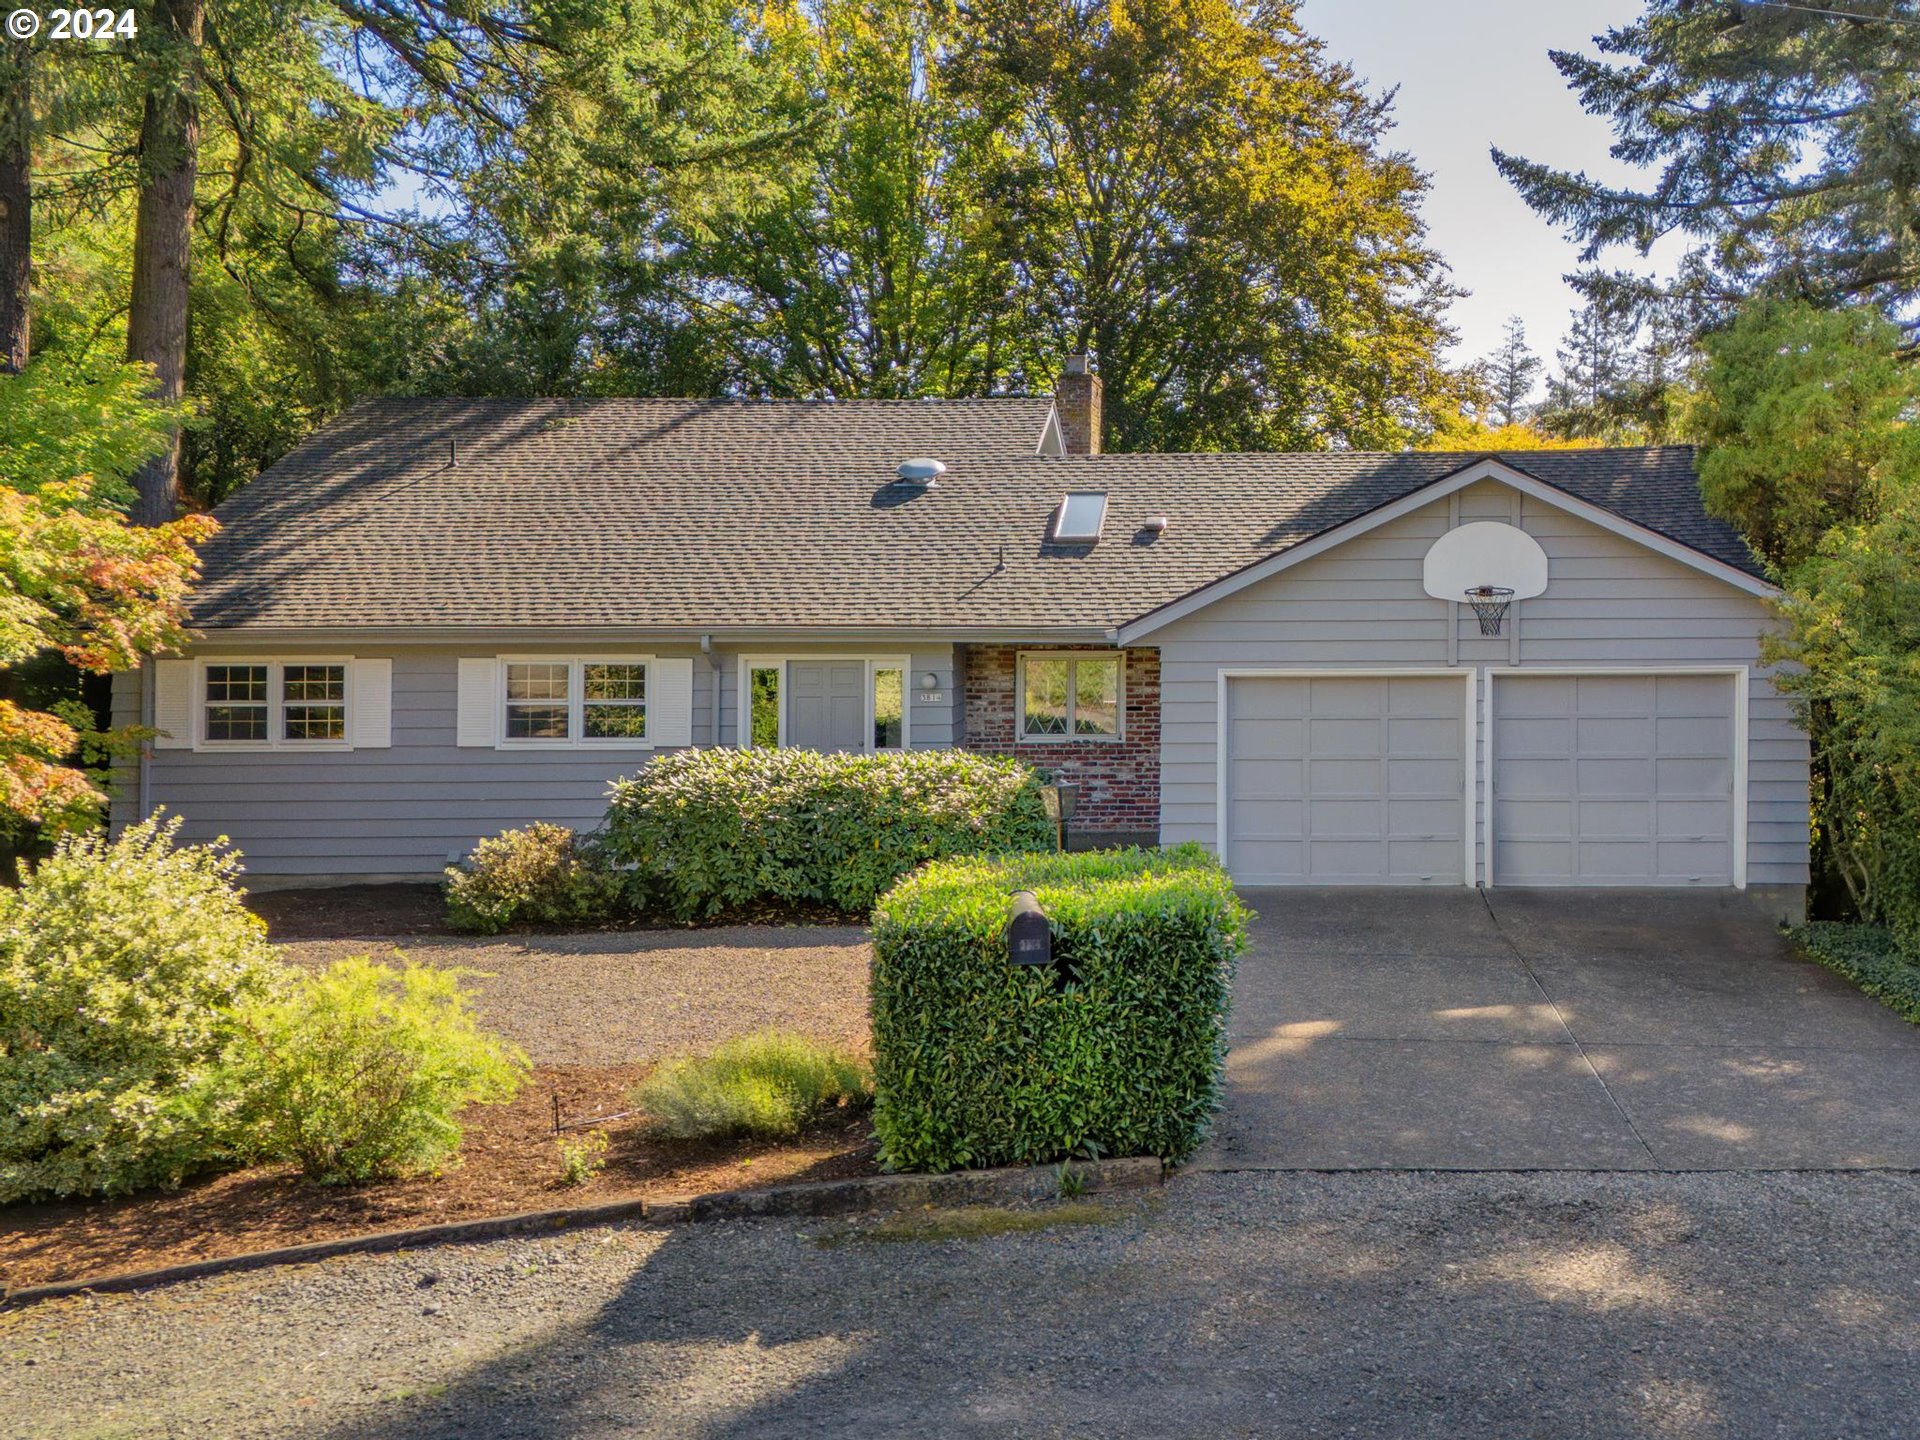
[1006,890,1052,968]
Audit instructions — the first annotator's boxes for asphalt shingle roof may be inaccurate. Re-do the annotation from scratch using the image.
[189,397,1764,633]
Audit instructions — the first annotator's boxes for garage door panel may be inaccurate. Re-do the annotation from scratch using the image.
[1229,683,1308,722]
[1307,718,1383,757]
[1387,716,1459,754]
[1229,758,1305,800]
[1654,841,1730,882]
[1575,801,1653,839]
[1573,675,1651,714]
[1575,715,1654,752]
[1657,715,1731,752]
[1388,757,1461,795]
[1493,674,1735,888]
[1656,755,1732,791]
[1225,675,1464,886]
[1390,798,1463,838]
[1575,757,1655,794]
[1307,758,1384,798]
[1657,800,1732,840]
[1495,758,1571,799]
[1497,718,1574,753]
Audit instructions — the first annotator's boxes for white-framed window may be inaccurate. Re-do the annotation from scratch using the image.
[499,657,650,747]
[199,659,351,749]
[736,655,911,753]
[1018,651,1123,742]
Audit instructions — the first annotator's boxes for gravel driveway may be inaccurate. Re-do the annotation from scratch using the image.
[8,1170,1917,1439]
[277,927,873,1066]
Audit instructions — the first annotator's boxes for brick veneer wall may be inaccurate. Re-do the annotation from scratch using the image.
[959,645,1160,839]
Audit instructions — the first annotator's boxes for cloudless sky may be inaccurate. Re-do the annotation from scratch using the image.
[1300,0,1681,388]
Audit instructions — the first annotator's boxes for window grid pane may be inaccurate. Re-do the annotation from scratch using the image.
[206,665,268,703]
[1073,657,1120,736]
[506,705,570,739]
[284,706,346,741]
[283,665,345,702]
[205,705,268,742]
[1023,658,1069,736]
[584,704,647,739]
[507,663,570,701]
[873,668,903,750]
[584,664,645,701]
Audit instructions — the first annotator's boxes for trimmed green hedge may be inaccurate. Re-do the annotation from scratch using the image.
[598,748,1053,921]
[1791,922,1920,1023]
[870,846,1247,1172]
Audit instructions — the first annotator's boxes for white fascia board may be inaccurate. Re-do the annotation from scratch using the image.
[1116,458,1775,643]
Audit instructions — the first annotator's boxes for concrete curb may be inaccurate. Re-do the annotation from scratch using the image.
[2,1156,1162,1309]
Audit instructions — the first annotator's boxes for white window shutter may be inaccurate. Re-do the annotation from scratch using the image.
[152,659,193,749]
[649,658,694,748]
[350,659,393,748]
[456,658,499,747]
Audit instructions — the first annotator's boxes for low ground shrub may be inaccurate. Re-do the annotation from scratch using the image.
[226,957,529,1184]
[444,823,623,933]
[1791,922,1920,1023]
[600,748,1053,921]
[870,846,1247,1172]
[634,1030,872,1140]
[0,816,284,1203]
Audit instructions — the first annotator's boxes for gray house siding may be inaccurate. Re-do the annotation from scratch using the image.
[117,641,959,880]
[1151,478,1809,890]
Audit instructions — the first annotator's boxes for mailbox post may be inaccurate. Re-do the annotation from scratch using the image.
[1006,890,1052,969]
[1038,783,1080,853]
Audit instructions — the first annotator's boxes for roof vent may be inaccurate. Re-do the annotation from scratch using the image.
[1052,491,1109,544]
[896,457,947,485]
[1142,515,1169,535]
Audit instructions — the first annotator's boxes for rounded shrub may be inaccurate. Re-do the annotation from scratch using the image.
[225,956,529,1185]
[0,815,284,1203]
[870,846,1248,1172]
[599,748,1053,921]
[444,822,622,934]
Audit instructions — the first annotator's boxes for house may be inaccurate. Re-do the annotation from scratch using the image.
[114,361,1810,917]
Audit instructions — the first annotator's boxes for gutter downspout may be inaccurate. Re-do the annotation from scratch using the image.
[700,635,722,746]
[137,662,154,822]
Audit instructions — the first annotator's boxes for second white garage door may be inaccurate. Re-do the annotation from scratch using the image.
[1491,672,1736,886]
[1224,675,1466,885]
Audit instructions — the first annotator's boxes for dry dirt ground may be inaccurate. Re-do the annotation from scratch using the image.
[1,889,877,1291]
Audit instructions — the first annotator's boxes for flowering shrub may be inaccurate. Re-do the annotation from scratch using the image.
[0,816,283,1202]
[443,822,623,934]
[599,748,1053,920]
[226,957,528,1184]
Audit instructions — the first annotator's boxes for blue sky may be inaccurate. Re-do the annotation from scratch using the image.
[1301,0,1681,388]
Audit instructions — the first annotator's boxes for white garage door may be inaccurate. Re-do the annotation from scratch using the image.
[1224,675,1466,885]
[1492,673,1735,886]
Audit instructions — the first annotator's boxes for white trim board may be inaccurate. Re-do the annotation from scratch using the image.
[1117,458,1774,643]
[1480,665,1749,890]
[1214,667,1476,888]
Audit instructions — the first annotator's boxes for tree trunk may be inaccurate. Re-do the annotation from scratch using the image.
[126,0,203,526]
[0,38,29,375]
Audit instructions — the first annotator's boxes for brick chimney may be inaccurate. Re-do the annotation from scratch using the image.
[1056,353,1102,455]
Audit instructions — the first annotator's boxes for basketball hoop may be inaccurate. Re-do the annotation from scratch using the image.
[1464,585,1515,636]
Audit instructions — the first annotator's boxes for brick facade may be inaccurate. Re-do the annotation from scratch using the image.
[959,645,1160,840]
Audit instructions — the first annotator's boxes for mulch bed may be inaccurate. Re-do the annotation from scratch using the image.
[0,1063,879,1292]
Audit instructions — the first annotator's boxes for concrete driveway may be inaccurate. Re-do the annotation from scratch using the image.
[1205,889,1920,1170]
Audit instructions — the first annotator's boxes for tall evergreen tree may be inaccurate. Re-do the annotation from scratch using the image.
[1481,316,1541,427]
[1540,299,1640,440]
[1493,0,1920,323]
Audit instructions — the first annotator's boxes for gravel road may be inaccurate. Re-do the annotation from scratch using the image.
[276,926,873,1065]
[7,1169,1917,1439]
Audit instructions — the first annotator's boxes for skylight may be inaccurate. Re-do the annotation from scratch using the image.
[1053,491,1109,544]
